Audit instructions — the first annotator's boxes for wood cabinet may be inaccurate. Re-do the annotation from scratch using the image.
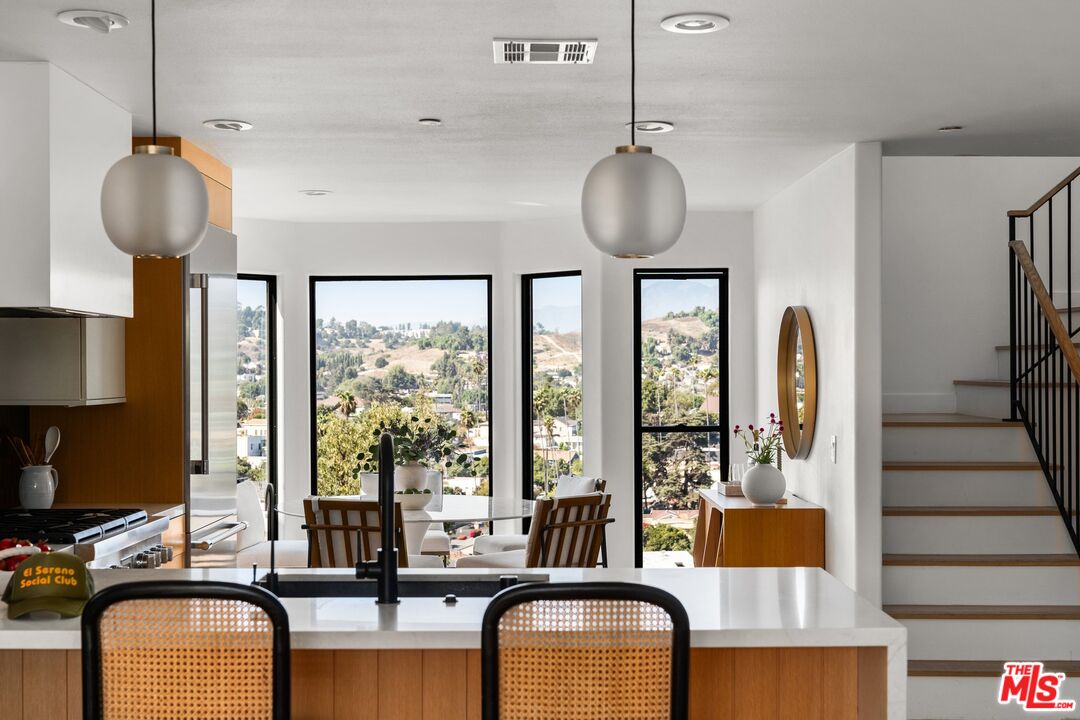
[26,138,231,506]
[692,487,825,568]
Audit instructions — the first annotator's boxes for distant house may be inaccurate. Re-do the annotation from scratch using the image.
[698,395,722,415]
[534,416,583,452]
[237,419,268,461]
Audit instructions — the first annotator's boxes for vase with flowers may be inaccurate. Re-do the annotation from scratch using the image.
[733,413,786,506]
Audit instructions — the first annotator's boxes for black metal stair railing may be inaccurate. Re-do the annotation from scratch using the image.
[1009,169,1080,556]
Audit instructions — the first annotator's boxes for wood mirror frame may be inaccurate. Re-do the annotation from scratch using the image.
[777,306,817,460]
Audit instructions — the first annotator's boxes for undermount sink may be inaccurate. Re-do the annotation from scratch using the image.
[255,571,549,598]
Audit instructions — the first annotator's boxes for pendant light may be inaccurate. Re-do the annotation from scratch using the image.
[581,0,686,259]
[101,0,208,258]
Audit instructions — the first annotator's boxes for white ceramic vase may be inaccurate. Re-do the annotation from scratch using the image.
[741,463,785,507]
[394,461,428,491]
[359,472,379,497]
[20,465,58,509]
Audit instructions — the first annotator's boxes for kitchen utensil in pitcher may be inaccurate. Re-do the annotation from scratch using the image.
[44,426,60,464]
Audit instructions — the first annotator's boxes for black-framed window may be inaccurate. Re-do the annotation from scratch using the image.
[308,276,493,497]
[634,269,729,567]
[521,271,584,502]
[237,274,278,537]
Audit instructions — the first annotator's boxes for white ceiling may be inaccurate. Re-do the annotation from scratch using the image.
[3,1,1080,222]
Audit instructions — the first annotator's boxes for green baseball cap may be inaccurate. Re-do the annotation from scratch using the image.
[2,552,94,619]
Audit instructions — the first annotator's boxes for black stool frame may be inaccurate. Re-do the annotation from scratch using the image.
[481,581,690,720]
[81,580,291,720]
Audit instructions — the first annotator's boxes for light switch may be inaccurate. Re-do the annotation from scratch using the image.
[830,435,837,463]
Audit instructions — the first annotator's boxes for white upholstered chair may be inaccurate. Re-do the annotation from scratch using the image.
[456,493,612,569]
[234,480,309,569]
[471,476,606,556]
[420,469,451,557]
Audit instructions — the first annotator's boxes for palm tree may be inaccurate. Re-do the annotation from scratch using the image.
[542,414,557,494]
[336,390,357,418]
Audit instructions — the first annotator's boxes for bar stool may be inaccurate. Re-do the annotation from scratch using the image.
[481,582,689,720]
[81,580,290,720]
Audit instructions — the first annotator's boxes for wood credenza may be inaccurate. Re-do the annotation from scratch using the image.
[692,487,825,568]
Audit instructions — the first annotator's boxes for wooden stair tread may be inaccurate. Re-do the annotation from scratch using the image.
[884,553,1080,566]
[909,660,1080,677]
[882,460,1045,471]
[883,413,1022,428]
[995,342,1080,351]
[954,378,1075,387]
[886,604,1080,620]
[883,505,1067,516]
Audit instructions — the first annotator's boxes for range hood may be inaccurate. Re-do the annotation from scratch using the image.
[0,63,133,318]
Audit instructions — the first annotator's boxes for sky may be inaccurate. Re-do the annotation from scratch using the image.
[237,278,266,310]
[314,279,489,327]
[531,274,583,333]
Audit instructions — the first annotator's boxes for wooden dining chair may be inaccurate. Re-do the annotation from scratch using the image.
[303,497,414,568]
[473,477,608,556]
[457,493,613,569]
[481,582,690,720]
[81,580,290,720]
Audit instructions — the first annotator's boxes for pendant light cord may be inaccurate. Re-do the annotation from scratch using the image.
[630,0,636,146]
[151,0,157,144]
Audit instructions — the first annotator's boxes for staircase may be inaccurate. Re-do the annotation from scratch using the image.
[885,171,1080,719]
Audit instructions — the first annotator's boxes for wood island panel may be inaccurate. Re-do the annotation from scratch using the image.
[3,645,886,719]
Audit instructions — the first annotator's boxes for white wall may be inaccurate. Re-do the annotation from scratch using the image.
[882,157,1080,413]
[754,143,883,601]
[236,212,756,566]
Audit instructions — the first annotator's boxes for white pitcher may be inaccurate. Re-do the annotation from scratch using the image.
[19,465,58,509]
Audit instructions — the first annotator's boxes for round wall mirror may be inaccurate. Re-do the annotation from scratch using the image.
[777,306,817,460]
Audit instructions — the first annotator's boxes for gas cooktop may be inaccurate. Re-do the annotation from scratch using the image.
[0,508,148,544]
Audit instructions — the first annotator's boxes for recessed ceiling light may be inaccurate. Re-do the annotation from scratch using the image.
[57,9,129,34]
[203,119,253,132]
[626,120,675,134]
[937,125,964,133]
[299,190,332,197]
[512,201,547,207]
[660,13,730,34]
[418,118,442,127]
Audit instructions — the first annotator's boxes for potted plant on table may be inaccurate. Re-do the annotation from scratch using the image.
[734,413,786,506]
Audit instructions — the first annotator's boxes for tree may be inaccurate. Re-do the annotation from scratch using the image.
[386,365,419,392]
[336,390,357,417]
[237,398,250,423]
[643,524,692,552]
[374,356,389,369]
[316,413,364,496]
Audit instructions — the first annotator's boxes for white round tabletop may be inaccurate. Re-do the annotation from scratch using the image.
[334,495,535,524]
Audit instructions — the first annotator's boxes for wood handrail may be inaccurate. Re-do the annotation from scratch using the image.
[1008,166,1080,217]
[1010,240,1080,384]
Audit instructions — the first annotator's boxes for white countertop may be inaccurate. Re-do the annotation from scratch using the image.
[0,566,903,651]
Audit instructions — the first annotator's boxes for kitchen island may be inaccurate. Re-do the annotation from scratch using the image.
[0,566,905,719]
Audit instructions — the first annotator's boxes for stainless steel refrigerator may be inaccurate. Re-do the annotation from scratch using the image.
[185,224,241,565]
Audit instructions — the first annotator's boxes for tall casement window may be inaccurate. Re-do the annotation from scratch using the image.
[309,276,493,496]
[521,272,584,501]
[634,269,729,567]
[236,275,278,522]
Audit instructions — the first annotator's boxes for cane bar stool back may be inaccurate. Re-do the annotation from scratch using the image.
[303,497,411,568]
[481,582,690,720]
[81,581,290,720]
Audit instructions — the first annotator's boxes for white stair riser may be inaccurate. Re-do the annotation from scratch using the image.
[885,566,1080,604]
[909,676,1080,720]
[995,348,1080,379]
[883,470,1053,507]
[884,515,1076,554]
[956,384,1012,418]
[884,427,1036,463]
[905,619,1080,661]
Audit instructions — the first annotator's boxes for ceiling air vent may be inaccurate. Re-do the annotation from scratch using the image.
[493,39,597,65]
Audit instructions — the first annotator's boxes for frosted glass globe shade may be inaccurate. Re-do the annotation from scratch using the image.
[101,146,209,258]
[581,146,686,258]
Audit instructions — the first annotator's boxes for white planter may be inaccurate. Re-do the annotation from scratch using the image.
[394,462,428,491]
[359,472,379,497]
[742,463,785,507]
